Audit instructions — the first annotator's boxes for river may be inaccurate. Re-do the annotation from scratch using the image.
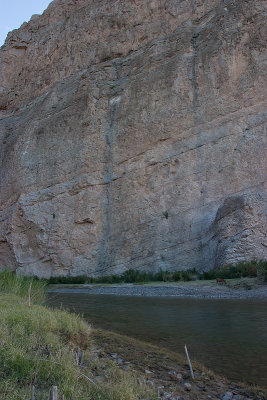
[46,292,267,388]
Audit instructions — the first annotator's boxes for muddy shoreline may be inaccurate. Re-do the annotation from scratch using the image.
[92,329,266,400]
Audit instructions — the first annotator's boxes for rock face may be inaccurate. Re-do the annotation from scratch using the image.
[0,0,266,278]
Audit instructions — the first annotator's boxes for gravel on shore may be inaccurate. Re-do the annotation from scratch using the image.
[47,282,267,299]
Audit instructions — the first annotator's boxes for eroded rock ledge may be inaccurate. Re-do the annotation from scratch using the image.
[0,0,266,277]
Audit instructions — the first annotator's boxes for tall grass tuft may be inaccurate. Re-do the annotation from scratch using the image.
[0,295,155,400]
[0,270,47,304]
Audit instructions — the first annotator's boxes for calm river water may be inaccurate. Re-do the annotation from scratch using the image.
[47,293,267,387]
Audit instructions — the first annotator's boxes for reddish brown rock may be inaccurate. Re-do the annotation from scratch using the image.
[0,0,266,277]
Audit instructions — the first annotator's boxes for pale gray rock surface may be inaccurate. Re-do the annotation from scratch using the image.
[0,0,266,277]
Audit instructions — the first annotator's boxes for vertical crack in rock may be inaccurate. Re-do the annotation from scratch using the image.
[97,62,122,275]
[191,32,200,114]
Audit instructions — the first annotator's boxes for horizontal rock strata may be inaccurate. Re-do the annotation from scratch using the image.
[0,0,266,277]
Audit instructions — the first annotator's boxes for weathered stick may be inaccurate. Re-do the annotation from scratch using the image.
[76,348,80,365]
[50,385,58,400]
[31,385,35,400]
[184,344,194,379]
[79,350,84,366]
[28,281,32,307]
[76,348,85,366]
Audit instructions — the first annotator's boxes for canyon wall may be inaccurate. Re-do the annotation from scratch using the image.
[0,0,266,277]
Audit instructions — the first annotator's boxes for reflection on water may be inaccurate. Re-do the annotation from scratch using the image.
[47,293,267,387]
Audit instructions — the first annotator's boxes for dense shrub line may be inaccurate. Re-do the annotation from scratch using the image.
[200,260,266,281]
[47,260,267,285]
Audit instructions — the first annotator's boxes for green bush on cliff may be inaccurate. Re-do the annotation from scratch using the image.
[48,275,89,284]
[47,268,200,284]
[45,260,267,285]
[200,260,264,280]
[257,260,267,282]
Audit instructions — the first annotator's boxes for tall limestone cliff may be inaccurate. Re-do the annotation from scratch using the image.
[0,0,266,278]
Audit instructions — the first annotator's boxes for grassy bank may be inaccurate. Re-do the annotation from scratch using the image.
[1,271,266,400]
[47,260,267,285]
[0,271,155,400]
[0,269,47,303]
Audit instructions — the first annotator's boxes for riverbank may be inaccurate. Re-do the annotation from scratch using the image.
[1,294,266,400]
[47,278,267,299]
[0,293,155,400]
[0,272,155,400]
[1,271,266,400]
[91,328,267,400]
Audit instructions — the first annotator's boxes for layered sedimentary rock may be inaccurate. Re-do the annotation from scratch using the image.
[0,0,266,278]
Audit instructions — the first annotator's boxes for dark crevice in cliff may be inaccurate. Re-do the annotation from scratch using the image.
[191,32,200,114]
[97,61,122,273]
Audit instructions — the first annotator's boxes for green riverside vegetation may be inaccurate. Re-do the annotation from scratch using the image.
[47,260,267,285]
[0,271,155,400]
